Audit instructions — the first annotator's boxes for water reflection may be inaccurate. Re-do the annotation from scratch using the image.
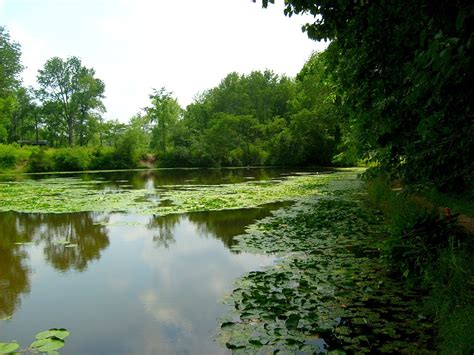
[0,212,109,318]
[40,213,109,272]
[146,202,291,251]
[5,167,330,191]
[0,244,30,319]
[0,170,297,353]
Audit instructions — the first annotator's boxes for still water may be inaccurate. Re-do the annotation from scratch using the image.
[0,168,305,354]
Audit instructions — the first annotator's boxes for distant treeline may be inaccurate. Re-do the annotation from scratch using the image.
[1,23,349,172]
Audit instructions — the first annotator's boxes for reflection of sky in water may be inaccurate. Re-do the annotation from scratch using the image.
[0,209,276,355]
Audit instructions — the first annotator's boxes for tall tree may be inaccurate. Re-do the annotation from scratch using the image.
[36,56,105,146]
[0,26,22,96]
[0,26,23,143]
[73,72,106,146]
[146,88,181,154]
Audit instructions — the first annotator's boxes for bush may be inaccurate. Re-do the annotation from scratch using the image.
[0,144,18,169]
[385,209,464,280]
[157,147,193,168]
[28,148,54,172]
[53,148,92,171]
[89,147,115,170]
[0,144,33,171]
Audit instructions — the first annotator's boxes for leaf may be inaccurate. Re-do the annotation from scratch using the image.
[0,342,19,354]
[30,337,65,352]
[36,328,70,340]
[220,322,234,328]
[285,314,300,329]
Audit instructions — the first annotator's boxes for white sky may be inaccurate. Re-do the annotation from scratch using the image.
[0,0,327,122]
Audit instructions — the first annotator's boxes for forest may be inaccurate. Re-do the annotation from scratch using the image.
[1,0,473,353]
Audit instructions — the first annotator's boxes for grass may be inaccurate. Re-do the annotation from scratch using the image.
[366,177,474,354]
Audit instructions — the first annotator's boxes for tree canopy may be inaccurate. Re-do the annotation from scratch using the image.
[258,0,474,192]
[36,56,105,146]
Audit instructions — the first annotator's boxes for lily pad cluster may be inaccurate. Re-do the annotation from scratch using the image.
[0,328,69,354]
[218,180,435,353]
[0,171,352,215]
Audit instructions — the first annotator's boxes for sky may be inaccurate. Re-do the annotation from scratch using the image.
[0,0,327,122]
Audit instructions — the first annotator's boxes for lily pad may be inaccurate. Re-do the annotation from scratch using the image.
[0,342,19,354]
[35,328,70,340]
[30,337,65,352]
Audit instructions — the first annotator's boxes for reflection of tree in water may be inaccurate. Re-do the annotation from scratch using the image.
[147,214,180,248]
[0,211,110,317]
[41,213,110,272]
[0,248,30,319]
[146,203,289,251]
[188,203,290,250]
[0,212,33,319]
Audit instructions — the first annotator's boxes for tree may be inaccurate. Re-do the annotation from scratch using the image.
[73,73,106,146]
[36,56,105,146]
[146,88,181,154]
[260,0,474,191]
[0,26,23,143]
[0,26,22,96]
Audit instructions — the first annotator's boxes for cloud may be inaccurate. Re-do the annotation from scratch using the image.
[2,0,327,121]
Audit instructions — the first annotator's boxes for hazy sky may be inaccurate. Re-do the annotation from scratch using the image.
[0,0,327,122]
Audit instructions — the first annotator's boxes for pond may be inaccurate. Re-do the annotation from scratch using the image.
[0,168,323,354]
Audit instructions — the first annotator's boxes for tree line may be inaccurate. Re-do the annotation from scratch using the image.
[0,24,347,171]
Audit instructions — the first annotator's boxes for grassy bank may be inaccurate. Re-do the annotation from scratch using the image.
[0,142,147,174]
[367,177,474,354]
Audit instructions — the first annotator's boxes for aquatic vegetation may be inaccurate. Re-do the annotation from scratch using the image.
[218,178,435,353]
[0,171,356,215]
[0,328,69,354]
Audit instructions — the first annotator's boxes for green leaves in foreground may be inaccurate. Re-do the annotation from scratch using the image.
[35,328,70,341]
[0,343,19,354]
[0,328,69,354]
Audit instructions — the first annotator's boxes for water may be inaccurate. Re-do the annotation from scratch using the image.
[0,168,304,354]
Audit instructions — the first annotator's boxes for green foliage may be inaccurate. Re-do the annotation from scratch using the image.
[146,88,181,154]
[366,177,474,352]
[36,56,105,147]
[0,143,32,171]
[385,209,464,280]
[53,147,92,171]
[219,174,434,353]
[0,328,69,354]
[22,125,148,172]
[0,144,18,169]
[265,0,473,192]
[111,127,148,169]
[27,148,54,172]
[0,26,22,96]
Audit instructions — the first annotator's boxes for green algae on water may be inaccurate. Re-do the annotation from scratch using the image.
[0,171,350,215]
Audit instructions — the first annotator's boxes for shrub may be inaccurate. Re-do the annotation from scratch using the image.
[53,148,92,171]
[0,144,18,169]
[157,147,193,168]
[89,147,115,170]
[28,148,54,172]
